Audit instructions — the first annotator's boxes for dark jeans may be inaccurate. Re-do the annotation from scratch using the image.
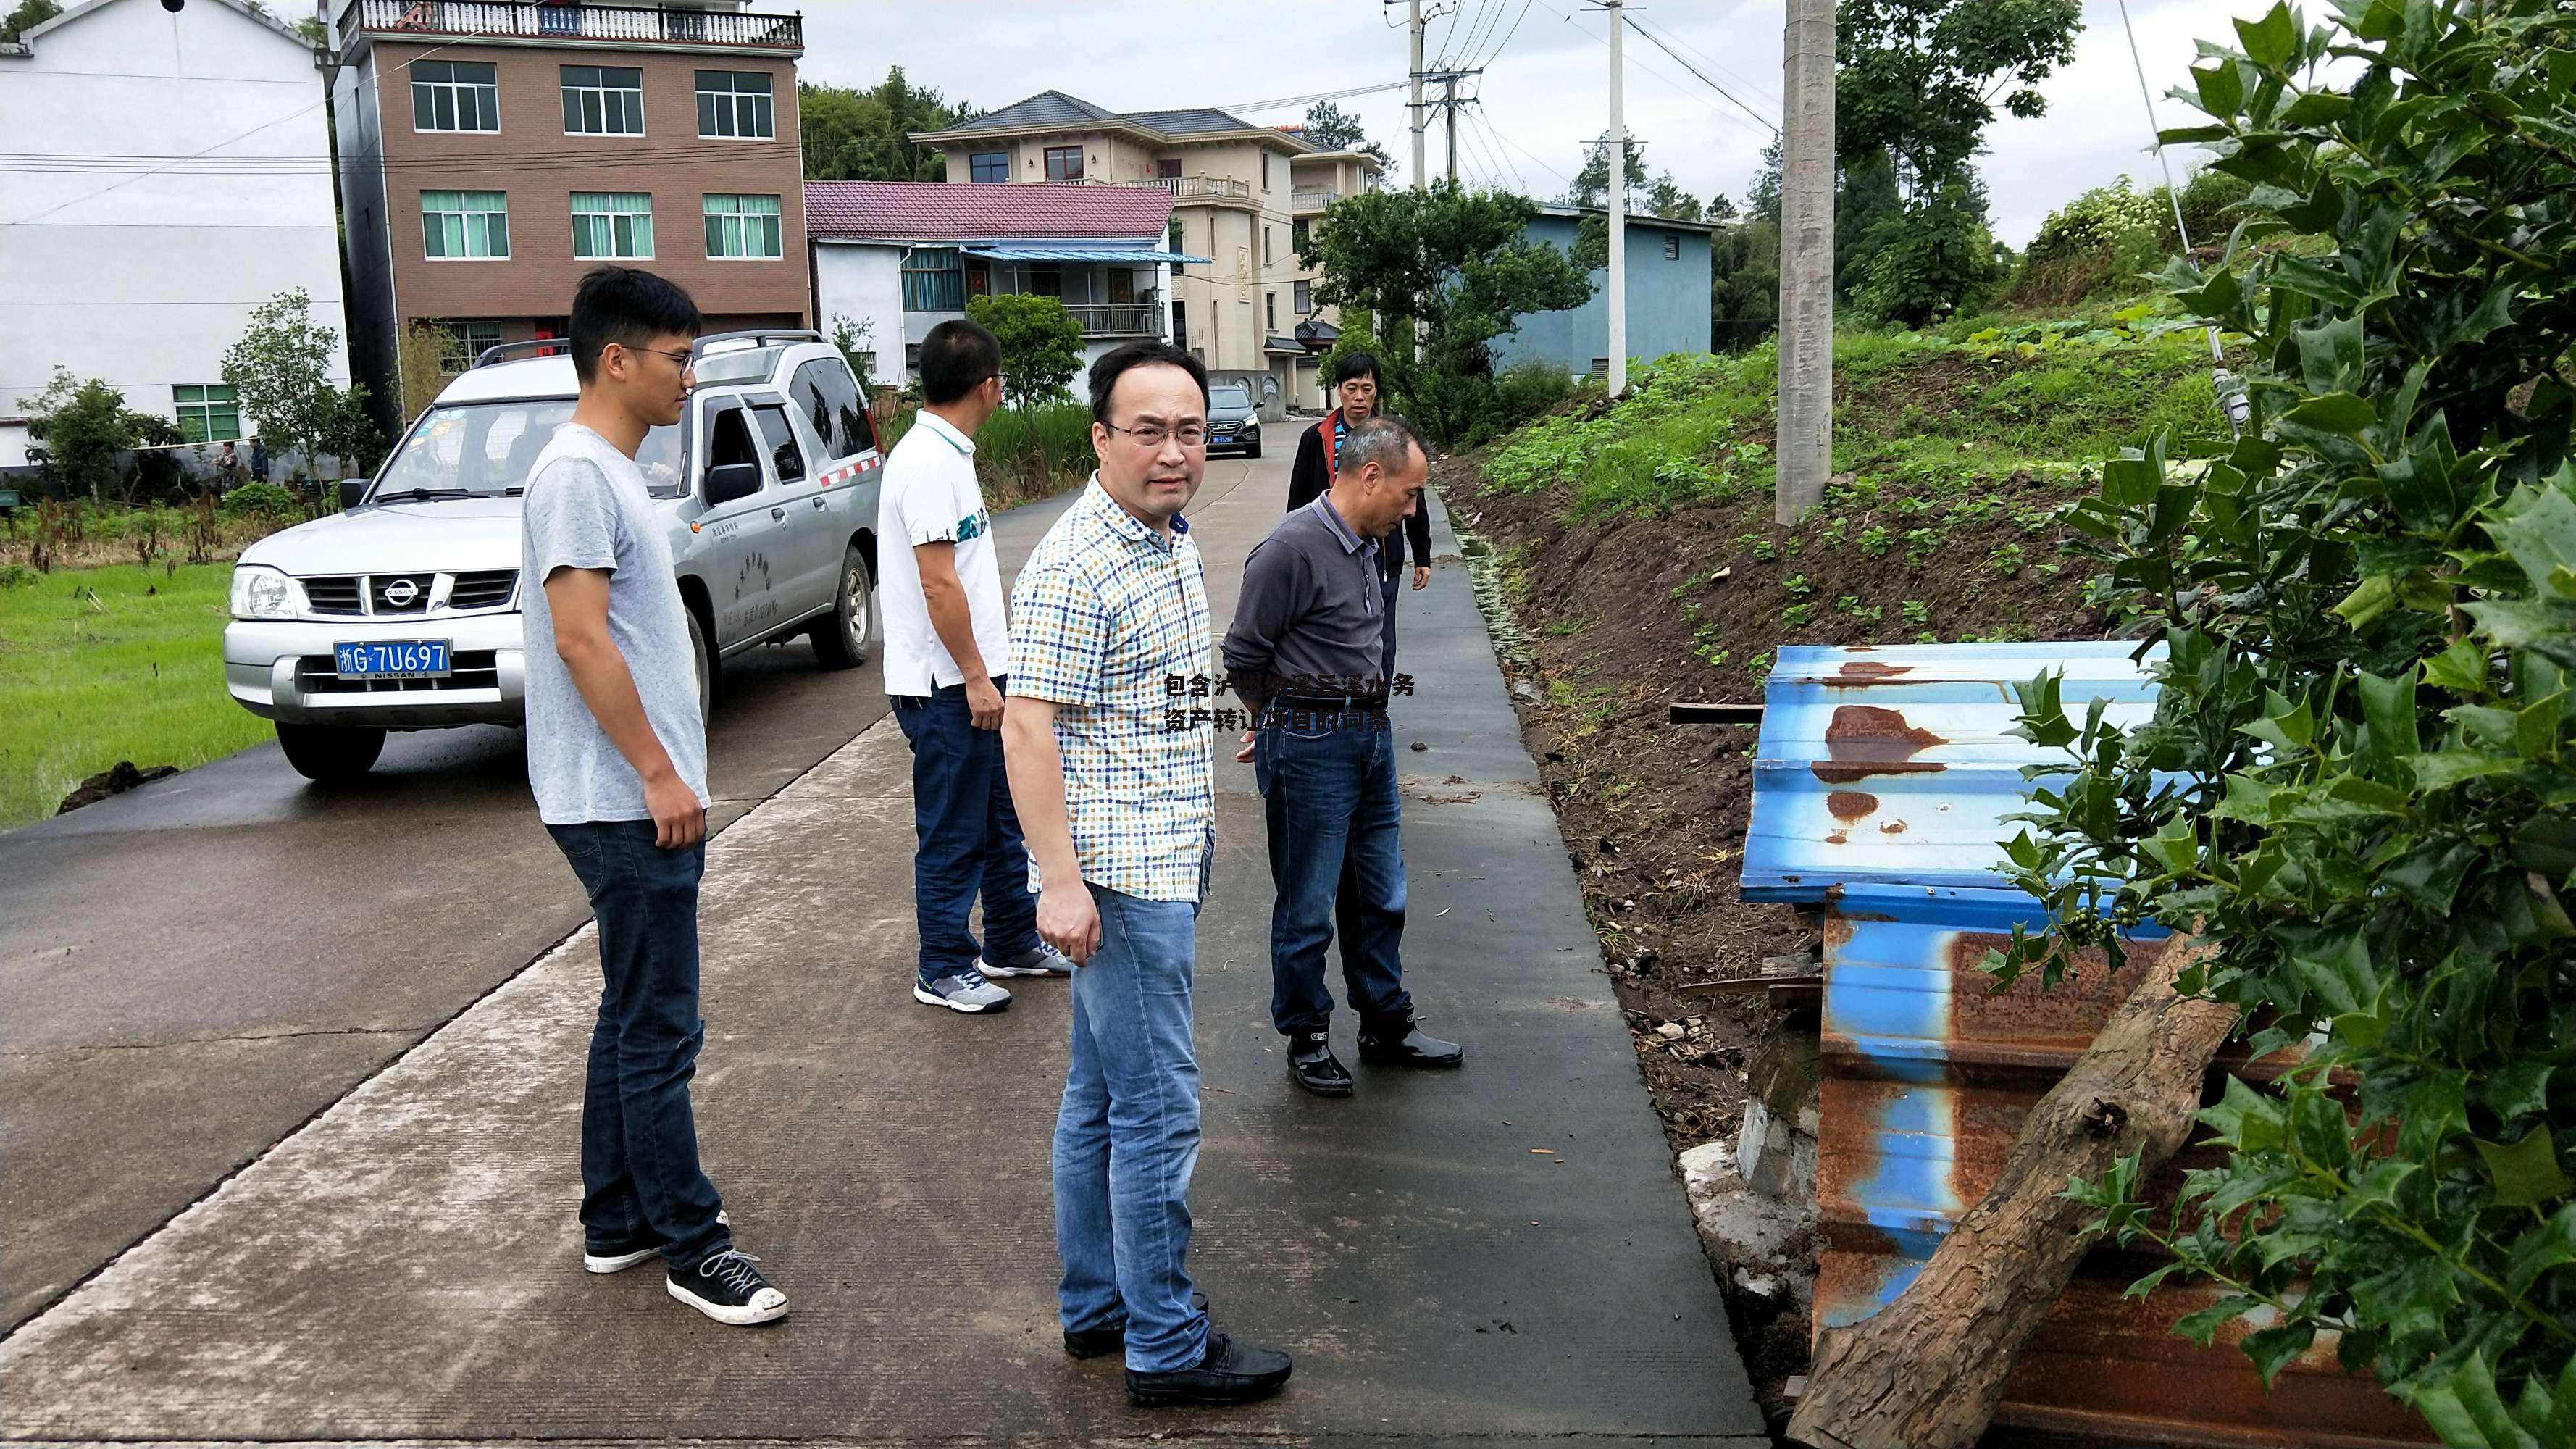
[892,675,1040,986]
[1255,707,1411,1036]
[545,819,729,1272]
[1376,553,1402,680]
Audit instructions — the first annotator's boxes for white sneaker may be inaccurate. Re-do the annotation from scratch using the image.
[914,966,1013,1013]
[984,943,1076,977]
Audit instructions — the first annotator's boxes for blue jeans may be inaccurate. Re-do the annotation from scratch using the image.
[1256,709,1411,1037]
[1053,863,1210,1373]
[892,676,1040,987]
[545,819,729,1272]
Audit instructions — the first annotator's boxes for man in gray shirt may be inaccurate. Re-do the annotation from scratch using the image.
[522,266,786,1326]
[1224,414,1464,1098]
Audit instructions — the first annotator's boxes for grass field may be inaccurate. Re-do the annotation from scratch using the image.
[0,562,272,831]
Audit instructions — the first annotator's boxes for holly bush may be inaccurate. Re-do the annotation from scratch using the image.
[1989,3,2576,1444]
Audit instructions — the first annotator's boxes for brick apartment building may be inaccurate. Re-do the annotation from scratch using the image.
[329,0,808,422]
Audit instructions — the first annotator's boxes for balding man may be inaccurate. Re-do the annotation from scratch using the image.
[1224,414,1465,1098]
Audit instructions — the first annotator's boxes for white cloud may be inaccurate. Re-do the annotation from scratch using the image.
[798,0,2264,246]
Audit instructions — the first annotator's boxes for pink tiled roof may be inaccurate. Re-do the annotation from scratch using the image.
[804,181,1174,242]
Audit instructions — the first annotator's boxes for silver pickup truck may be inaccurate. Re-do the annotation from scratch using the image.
[222,330,884,781]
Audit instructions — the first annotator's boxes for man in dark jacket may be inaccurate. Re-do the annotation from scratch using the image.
[1284,353,1429,678]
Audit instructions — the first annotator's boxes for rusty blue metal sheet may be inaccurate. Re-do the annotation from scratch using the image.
[1741,640,2164,901]
[1749,640,2430,1445]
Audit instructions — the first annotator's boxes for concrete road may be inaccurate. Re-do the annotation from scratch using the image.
[2,468,1125,1332]
[1,448,1762,1444]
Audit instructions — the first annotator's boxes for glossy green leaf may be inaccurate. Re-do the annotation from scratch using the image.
[2236,1,2298,67]
[2475,1128,2572,1209]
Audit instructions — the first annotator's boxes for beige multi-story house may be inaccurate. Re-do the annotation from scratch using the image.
[1285,140,1388,409]
[915,91,1379,417]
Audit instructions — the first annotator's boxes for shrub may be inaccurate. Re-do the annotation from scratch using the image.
[2001,4,2576,1440]
[964,293,1082,404]
[219,482,299,520]
[1849,180,2004,328]
[1494,361,1575,430]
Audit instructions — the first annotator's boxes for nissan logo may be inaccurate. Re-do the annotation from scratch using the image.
[384,578,421,607]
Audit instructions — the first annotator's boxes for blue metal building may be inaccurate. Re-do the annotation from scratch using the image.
[1489,206,1718,378]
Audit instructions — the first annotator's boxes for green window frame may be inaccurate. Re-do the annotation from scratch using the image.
[702,193,782,259]
[561,65,645,135]
[412,60,499,133]
[174,384,241,443]
[422,190,509,259]
[695,70,774,139]
[572,192,654,259]
[437,320,504,373]
[900,246,965,312]
[1168,218,1186,272]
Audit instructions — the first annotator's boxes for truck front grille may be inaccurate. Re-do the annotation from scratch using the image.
[295,650,502,694]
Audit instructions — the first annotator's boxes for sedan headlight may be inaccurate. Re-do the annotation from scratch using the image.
[230,564,309,620]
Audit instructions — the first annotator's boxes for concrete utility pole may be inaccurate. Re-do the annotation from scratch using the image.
[1776,0,1835,524]
[1409,0,1429,187]
[1443,72,1461,182]
[1605,0,1627,397]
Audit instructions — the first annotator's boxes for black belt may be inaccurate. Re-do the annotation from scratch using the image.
[1268,695,1388,714]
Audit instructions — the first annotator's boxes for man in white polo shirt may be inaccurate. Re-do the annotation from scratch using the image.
[879,319,1074,1014]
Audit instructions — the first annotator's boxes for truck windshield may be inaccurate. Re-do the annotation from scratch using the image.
[370,401,685,502]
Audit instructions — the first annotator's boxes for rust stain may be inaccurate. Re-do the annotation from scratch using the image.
[1810,705,1950,784]
[1881,819,1908,835]
[1826,830,1849,845]
[1826,790,1879,821]
[1837,661,1915,680]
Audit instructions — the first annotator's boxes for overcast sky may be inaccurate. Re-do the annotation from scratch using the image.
[800,0,2262,248]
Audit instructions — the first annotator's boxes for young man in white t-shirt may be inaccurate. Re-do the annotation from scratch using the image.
[879,319,1073,1013]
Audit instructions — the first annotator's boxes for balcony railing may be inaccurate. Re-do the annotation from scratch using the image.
[343,1,803,51]
[1291,187,1337,212]
[1079,175,1255,202]
[1063,304,1160,337]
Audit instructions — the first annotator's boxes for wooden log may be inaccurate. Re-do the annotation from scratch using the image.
[1786,931,2233,1449]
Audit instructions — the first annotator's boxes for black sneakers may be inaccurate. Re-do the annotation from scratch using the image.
[666,1247,789,1326]
[1063,1290,1210,1358]
[582,1208,729,1274]
[1126,1330,1294,1407]
[1287,1032,1354,1096]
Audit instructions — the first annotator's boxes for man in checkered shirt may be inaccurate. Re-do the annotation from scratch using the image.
[1003,341,1294,1409]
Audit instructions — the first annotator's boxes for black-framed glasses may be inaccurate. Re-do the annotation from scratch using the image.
[616,343,695,368]
[1102,421,1208,449]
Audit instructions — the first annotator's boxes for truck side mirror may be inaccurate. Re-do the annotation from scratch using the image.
[338,478,369,511]
[705,459,762,505]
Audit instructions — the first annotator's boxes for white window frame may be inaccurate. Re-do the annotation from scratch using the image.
[695,70,775,140]
[412,60,499,133]
[422,190,511,260]
[174,384,241,443]
[572,192,655,259]
[703,193,783,261]
[561,65,645,136]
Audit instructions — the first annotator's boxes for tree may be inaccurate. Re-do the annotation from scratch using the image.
[22,369,151,503]
[221,288,343,478]
[1302,181,1594,446]
[1302,100,1392,168]
[313,383,388,479]
[1972,4,2576,1444]
[964,293,1082,404]
[1712,215,1779,351]
[1835,0,2082,193]
[1749,134,1784,223]
[0,0,60,42]
[1565,137,1649,212]
[800,67,969,182]
[1848,170,1999,326]
[1643,172,1705,222]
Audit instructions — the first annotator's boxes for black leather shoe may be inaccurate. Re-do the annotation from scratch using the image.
[1287,1031,1354,1096]
[1125,1329,1294,1407]
[1063,1290,1210,1359]
[1357,1022,1465,1067]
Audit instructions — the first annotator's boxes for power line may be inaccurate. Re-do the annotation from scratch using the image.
[1469,101,1571,189]
[1471,0,1537,71]
[1623,13,1778,136]
[1220,79,1413,114]
[1537,0,1773,137]
[1629,9,1778,113]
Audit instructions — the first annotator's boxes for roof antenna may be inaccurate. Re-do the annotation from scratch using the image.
[2117,0,2248,438]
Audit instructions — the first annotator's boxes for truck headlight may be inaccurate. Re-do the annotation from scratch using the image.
[230,565,308,620]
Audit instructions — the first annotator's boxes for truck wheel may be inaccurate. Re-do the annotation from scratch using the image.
[810,543,874,669]
[277,722,387,782]
[689,607,718,722]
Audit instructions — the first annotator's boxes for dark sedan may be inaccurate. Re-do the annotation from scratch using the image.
[1205,383,1263,458]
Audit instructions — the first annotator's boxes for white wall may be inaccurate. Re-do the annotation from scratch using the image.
[0,0,347,469]
[810,241,906,389]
